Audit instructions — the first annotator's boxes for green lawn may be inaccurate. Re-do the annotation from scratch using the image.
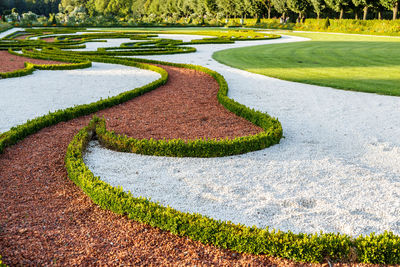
[213,32,400,96]
[0,23,12,33]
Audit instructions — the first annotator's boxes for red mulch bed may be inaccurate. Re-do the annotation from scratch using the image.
[0,51,68,73]
[14,34,32,40]
[0,64,374,266]
[41,37,56,42]
[97,64,263,140]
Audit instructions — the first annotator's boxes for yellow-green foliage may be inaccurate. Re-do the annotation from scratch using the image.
[245,18,400,35]
[296,19,400,35]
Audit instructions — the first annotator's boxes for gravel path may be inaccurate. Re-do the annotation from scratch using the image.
[83,34,400,237]
[0,62,160,133]
[0,27,22,39]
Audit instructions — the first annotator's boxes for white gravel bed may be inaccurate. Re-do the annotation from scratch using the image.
[83,34,400,237]
[66,34,212,51]
[0,62,160,132]
[153,34,213,42]
[0,27,24,39]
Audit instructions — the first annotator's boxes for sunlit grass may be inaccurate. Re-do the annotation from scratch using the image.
[213,32,400,96]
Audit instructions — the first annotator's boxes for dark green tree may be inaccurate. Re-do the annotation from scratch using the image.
[309,0,324,19]
[105,0,132,16]
[325,0,352,19]
[352,0,376,20]
[271,0,288,18]
[380,0,399,20]
[204,0,217,15]
[259,0,273,19]
[287,0,309,21]
[216,0,237,20]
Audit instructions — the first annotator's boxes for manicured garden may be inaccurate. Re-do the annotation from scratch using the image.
[0,27,399,266]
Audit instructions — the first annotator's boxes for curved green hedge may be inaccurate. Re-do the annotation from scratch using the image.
[94,57,281,157]
[0,56,168,154]
[0,49,92,79]
[63,56,397,265]
[6,45,282,158]
[0,62,35,79]
[66,117,400,265]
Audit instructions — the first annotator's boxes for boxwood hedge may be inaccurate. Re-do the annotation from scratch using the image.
[66,117,400,265]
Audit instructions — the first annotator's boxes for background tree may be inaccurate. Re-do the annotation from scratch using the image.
[85,0,109,16]
[104,0,132,16]
[309,0,324,19]
[271,0,288,19]
[256,0,272,19]
[325,0,352,19]
[352,0,375,20]
[237,0,257,20]
[216,0,237,20]
[380,0,399,20]
[287,0,309,21]
[176,0,195,21]
[129,0,146,19]
[204,0,218,15]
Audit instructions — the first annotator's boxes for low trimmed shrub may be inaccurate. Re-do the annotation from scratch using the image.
[0,55,168,154]
[66,117,400,264]
[94,57,282,157]
[0,49,92,79]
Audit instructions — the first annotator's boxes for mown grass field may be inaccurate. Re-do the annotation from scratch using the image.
[213,32,400,96]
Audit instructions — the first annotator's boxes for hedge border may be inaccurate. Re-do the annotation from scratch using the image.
[0,49,92,79]
[93,57,282,157]
[11,46,283,158]
[63,57,397,264]
[66,117,400,265]
[0,55,168,154]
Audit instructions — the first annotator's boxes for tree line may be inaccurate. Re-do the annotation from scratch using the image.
[1,0,399,21]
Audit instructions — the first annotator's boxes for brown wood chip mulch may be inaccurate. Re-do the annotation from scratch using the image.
[14,34,32,40]
[0,64,373,266]
[97,64,263,140]
[0,51,67,73]
[41,37,56,42]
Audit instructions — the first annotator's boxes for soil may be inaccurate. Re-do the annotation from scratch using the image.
[0,63,377,266]
[41,37,56,42]
[15,34,32,40]
[97,64,263,141]
[0,51,68,73]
